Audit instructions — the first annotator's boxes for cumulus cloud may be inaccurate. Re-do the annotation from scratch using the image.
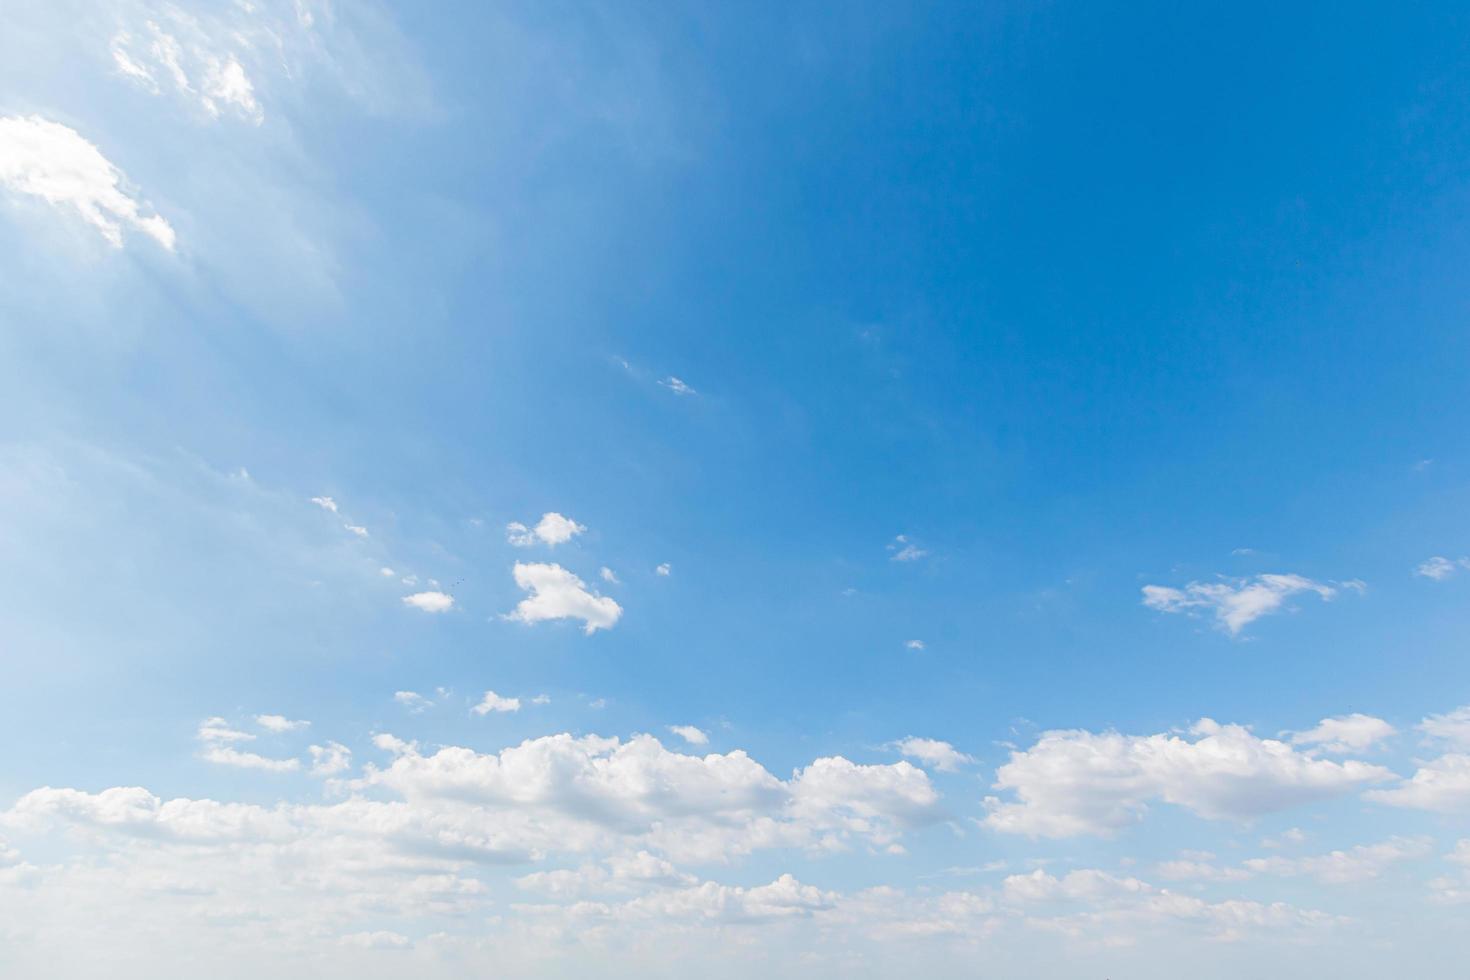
[887,535,927,562]
[1365,753,1470,813]
[1288,714,1396,754]
[893,737,974,772]
[905,639,926,651]
[1416,556,1470,580]
[667,726,708,746]
[655,563,671,577]
[1141,573,1344,634]
[256,714,309,733]
[308,741,352,777]
[504,562,621,634]
[402,591,454,613]
[0,115,175,249]
[984,719,1393,838]
[473,691,521,715]
[506,512,585,547]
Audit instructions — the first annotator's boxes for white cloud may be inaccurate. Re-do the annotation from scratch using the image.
[504,562,621,634]
[308,741,352,777]
[402,591,454,613]
[660,376,696,395]
[1419,705,1470,748]
[309,495,338,512]
[255,714,309,733]
[531,694,551,706]
[893,737,974,773]
[506,512,585,547]
[338,930,410,950]
[984,718,1393,838]
[197,717,254,743]
[379,566,396,577]
[473,690,521,715]
[655,562,671,577]
[394,690,431,712]
[600,566,619,584]
[887,534,927,562]
[343,524,369,537]
[1141,573,1342,634]
[109,21,263,123]
[1416,556,1470,580]
[1289,714,1396,754]
[668,726,708,746]
[1161,836,1431,885]
[1261,827,1307,848]
[200,745,300,772]
[0,115,175,250]
[1365,753,1470,813]
[905,639,925,651]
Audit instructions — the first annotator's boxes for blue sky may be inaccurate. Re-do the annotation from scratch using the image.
[2,1,1470,976]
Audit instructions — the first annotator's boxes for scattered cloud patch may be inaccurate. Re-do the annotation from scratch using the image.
[197,717,253,743]
[402,591,454,613]
[0,115,176,249]
[507,512,586,548]
[887,535,928,562]
[660,376,696,395]
[905,639,925,651]
[473,691,521,715]
[1141,573,1344,635]
[200,745,300,772]
[655,563,671,577]
[504,563,621,633]
[1420,705,1470,748]
[1289,714,1396,754]
[1417,556,1470,581]
[668,726,709,746]
[308,742,352,777]
[310,496,338,512]
[893,737,974,772]
[601,566,619,584]
[344,524,368,537]
[394,691,431,712]
[110,22,264,123]
[256,714,309,733]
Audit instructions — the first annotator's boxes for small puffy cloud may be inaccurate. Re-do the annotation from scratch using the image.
[660,376,696,395]
[1416,556,1470,580]
[0,115,175,249]
[1289,714,1396,754]
[1366,753,1470,813]
[668,726,709,746]
[601,566,619,584]
[887,534,928,562]
[197,717,254,743]
[1262,827,1307,849]
[655,563,671,577]
[473,691,521,715]
[1141,573,1342,635]
[201,745,300,772]
[531,694,552,705]
[892,737,974,773]
[984,718,1393,838]
[506,512,585,547]
[394,690,430,712]
[379,566,396,577]
[505,563,622,634]
[1420,705,1470,748]
[308,742,352,777]
[310,496,338,512]
[255,714,310,733]
[402,591,454,614]
[905,639,925,651]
